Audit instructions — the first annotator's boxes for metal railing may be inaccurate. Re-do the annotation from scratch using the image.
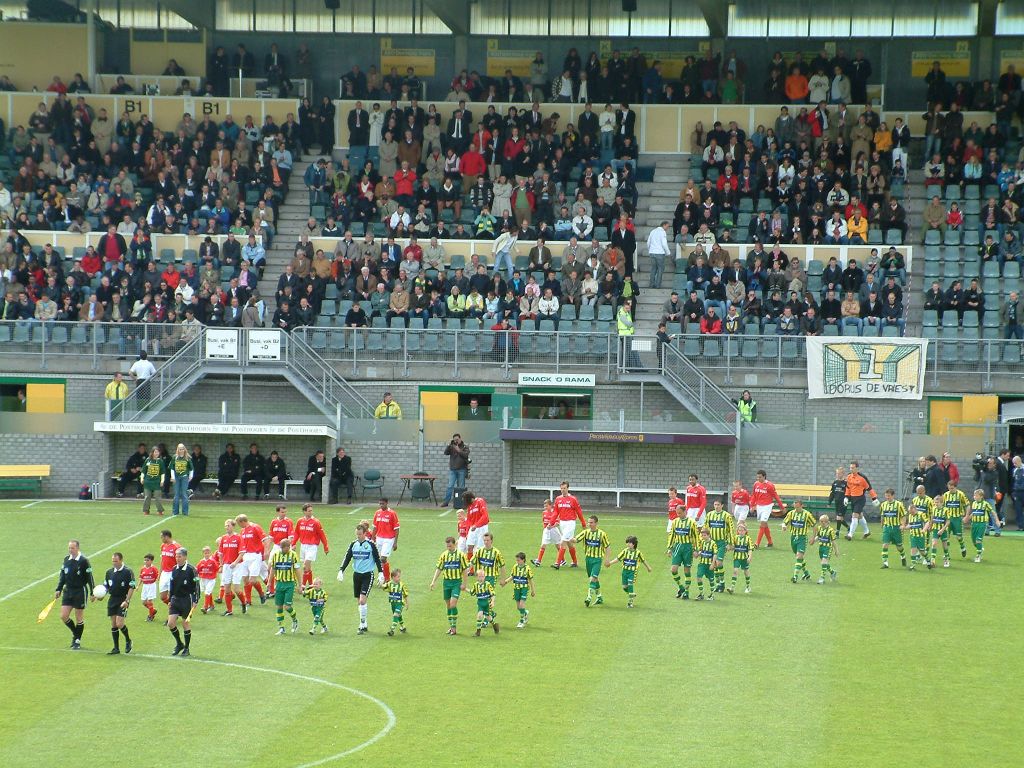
[291,326,619,380]
[285,331,374,420]
[656,343,740,436]
[108,331,205,421]
[659,333,1024,390]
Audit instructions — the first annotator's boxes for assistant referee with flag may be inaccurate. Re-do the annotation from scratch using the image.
[167,548,199,657]
[55,540,95,650]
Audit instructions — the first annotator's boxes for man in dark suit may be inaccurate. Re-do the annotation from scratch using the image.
[445,109,470,154]
[460,397,490,420]
[616,103,636,141]
[304,450,327,502]
[329,447,354,504]
[577,102,599,143]
[348,101,370,170]
[523,103,544,134]
[610,217,636,278]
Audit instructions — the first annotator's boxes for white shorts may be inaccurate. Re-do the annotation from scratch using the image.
[558,520,577,543]
[666,517,676,533]
[457,536,468,554]
[269,543,282,557]
[222,563,244,586]
[200,578,216,596]
[733,504,750,522]
[300,543,320,563]
[158,570,172,593]
[259,560,269,580]
[467,525,489,549]
[140,583,157,601]
[242,551,263,578]
[756,503,774,522]
[376,537,396,558]
[542,526,561,546]
[686,508,704,526]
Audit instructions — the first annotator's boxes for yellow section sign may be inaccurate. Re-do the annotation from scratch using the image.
[910,44,971,78]
[1000,50,1024,74]
[486,38,534,78]
[380,37,436,77]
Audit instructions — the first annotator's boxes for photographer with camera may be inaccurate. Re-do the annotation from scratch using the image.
[974,454,1003,537]
[442,434,471,508]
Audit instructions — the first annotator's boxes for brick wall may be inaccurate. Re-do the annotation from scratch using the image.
[0,431,106,496]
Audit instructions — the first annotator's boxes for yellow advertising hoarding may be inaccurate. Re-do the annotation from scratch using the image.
[486,39,535,78]
[910,43,971,78]
[999,50,1024,74]
[380,37,436,77]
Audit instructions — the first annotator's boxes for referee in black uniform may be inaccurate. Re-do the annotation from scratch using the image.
[167,547,199,657]
[54,540,95,650]
[103,552,136,655]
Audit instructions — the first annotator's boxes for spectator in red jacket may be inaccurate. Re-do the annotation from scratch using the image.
[699,305,722,334]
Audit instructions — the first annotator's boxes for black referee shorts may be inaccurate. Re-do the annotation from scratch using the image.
[849,496,866,515]
[168,597,193,618]
[107,599,128,618]
[61,589,86,610]
[352,571,372,599]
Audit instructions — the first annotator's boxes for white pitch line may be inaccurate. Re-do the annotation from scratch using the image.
[20,500,45,508]
[348,506,364,516]
[0,518,169,603]
[0,645,396,766]
[438,509,451,517]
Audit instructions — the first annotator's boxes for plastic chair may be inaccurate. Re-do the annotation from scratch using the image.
[360,469,384,500]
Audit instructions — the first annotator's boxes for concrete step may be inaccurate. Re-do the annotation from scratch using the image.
[653,171,689,183]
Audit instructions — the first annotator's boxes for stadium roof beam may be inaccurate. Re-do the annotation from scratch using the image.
[157,0,215,30]
[422,0,471,35]
[694,0,727,37]
[978,0,998,35]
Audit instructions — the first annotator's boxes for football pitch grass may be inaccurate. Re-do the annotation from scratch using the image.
[0,500,1020,768]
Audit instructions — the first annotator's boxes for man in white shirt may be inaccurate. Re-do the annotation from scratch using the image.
[128,351,157,406]
[492,226,520,280]
[538,288,560,330]
[646,220,671,289]
[571,207,594,241]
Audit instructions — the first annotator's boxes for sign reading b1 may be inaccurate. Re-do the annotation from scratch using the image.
[247,329,282,361]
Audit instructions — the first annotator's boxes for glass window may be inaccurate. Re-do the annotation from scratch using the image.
[850,2,892,37]
[252,0,287,32]
[727,2,768,37]
[997,0,1024,34]
[934,3,978,36]
[376,0,415,33]
[671,7,711,36]
[629,0,670,36]
[808,2,851,38]
[470,0,508,34]
[295,0,336,32]
[509,0,548,35]
[216,0,254,31]
[416,0,452,34]
[550,0,590,36]
[606,0,631,35]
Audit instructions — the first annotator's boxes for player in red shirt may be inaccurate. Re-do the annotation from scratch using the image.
[217,518,244,615]
[731,481,751,524]
[371,498,400,581]
[463,491,489,558]
[266,504,295,596]
[552,481,586,569]
[667,486,687,532]
[751,469,785,548]
[138,554,159,621]
[196,546,220,613]
[456,508,470,554]
[158,529,180,605]
[291,503,330,586]
[684,474,707,526]
[234,513,270,609]
[532,499,561,565]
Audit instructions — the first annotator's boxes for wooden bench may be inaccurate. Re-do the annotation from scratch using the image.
[199,477,306,500]
[0,465,50,496]
[510,483,725,509]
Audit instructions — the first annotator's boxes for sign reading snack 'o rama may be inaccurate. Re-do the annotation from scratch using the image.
[806,338,928,400]
[380,37,436,77]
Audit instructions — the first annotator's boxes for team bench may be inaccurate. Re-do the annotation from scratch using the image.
[198,476,306,500]
[774,483,834,514]
[510,484,725,509]
[0,465,50,497]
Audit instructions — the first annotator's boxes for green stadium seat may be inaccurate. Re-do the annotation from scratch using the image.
[922,309,938,327]
[943,230,962,246]
[924,230,942,246]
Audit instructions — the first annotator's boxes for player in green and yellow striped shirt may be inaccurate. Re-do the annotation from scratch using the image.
[471,534,506,586]
[941,481,970,559]
[382,568,409,636]
[429,537,471,635]
[878,489,908,569]
[705,499,736,592]
[575,516,610,607]
[782,500,817,583]
[967,489,995,563]
[301,578,328,634]
[902,504,932,570]
[815,516,839,584]
[500,553,535,628]
[694,528,718,600]
[666,515,698,599]
[930,494,952,567]
[605,536,652,608]
[468,569,499,635]
[727,524,753,594]
[268,539,301,634]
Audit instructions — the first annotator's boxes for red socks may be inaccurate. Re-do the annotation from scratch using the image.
[536,547,546,563]
[555,546,566,566]
[383,562,391,581]
[302,570,313,586]
[244,583,253,604]
[145,601,156,619]
[756,524,773,546]
[161,595,170,605]
[569,548,578,565]
[225,592,233,612]
[204,594,213,610]
[253,582,265,598]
